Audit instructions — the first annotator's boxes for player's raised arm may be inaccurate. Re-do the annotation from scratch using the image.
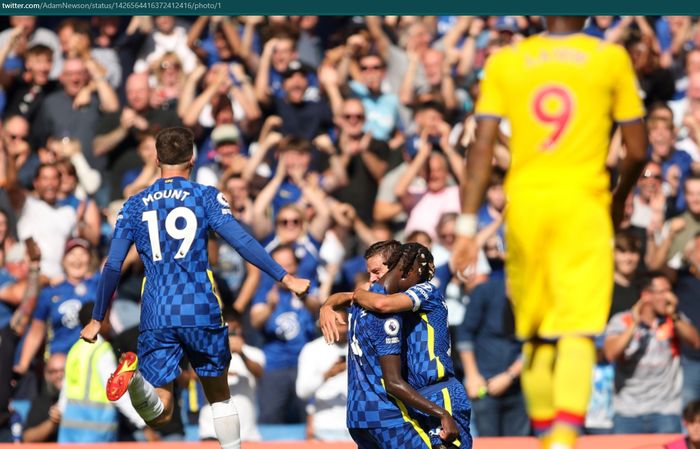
[207,187,310,296]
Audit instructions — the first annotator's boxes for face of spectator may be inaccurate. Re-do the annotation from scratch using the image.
[614,244,639,277]
[408,23,432,53]
[3,116,30,158]
[96,17,120,38]
[59,58,88,98]
[648,107,673,123]
[646,276,672,316]
[213,30,233,60]
[689,73,700,102]
[628,41,652,72]
[58,166,77,196]
[283,72,308,104]
[687,414,700,446]
[33,166,60,205]
[284,149,311,177]
[275,207,304,244]
[366,254,389,284]
[216,142,240,168]
[45,353,66,395]
[686,179,700,215]
[407,232,432,249]
[10,16,36,34]
[426,153,448,192]
[359,55,385,93]
[416,108,443,135]
[436,219,456,250]
[126,74,151,112]
[648,122,674,158]
[155,16,176,34]
[687,51,700,76]
[486,183,505,211]
[637,162,662,201]
[224,177,248,211]
[340,100,366,136]
[138,136,156,164]
[272,247,298,276]
[272,39,296,73]
[158,55,182,87]
[25,52,52,86]
[63,245,90,281]
[423,50,444,86]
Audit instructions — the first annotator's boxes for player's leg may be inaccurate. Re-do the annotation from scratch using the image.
[542,191,613,449]
[370,421,431,449]
[181,326,239,449]
[520,339,556,442]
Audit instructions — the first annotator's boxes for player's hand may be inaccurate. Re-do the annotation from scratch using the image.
[450,235,477,283]
[282,274,310,297]
[486,372,513,397]
[320,304,346,344]
[465,373,487,400]
[438,413,459,443]
[80,319,101,343]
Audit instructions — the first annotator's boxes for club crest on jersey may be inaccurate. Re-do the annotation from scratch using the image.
[384,318,400,337]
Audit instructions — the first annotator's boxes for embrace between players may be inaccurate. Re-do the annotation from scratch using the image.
[320,241,473,449]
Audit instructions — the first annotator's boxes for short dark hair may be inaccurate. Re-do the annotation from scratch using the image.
[364,240,401,263]
[684,399,700,422]
[614,230,640,253]
[637,270,669,293]
[34,162,59,181]
[25,44,53,61]
[278,135,311,154]
[155,127,194,165]
[58,18,91,37]
[270,243,299,265]
[79,302,95,327]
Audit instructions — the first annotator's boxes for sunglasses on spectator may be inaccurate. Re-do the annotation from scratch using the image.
[360,64,384,72]
[277,218,302,227]
[642,170,662,180]
[343,113,365,121]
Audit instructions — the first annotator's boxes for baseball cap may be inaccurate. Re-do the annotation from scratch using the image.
[211,124,240,146]
[64,237,91,254]
[283,60,309,79]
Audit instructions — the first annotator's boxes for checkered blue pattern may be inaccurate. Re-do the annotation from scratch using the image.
[411,378,473,448]
[346,302,405,429]
[115,177,231,331]
[403,282,455,389]
[137,326,231,387]
[349,422,431,449]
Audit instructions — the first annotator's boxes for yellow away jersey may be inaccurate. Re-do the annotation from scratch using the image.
[475,33,645,194]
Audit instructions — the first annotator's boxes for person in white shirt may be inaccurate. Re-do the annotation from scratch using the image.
[296,309,351,441]
[199,309,264,442]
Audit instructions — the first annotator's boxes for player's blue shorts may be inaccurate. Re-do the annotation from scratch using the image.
[412,377,473,448]
[349,421,432,449]
[137,325,231,387]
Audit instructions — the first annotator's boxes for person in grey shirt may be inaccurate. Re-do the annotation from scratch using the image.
[604,271,700,434]
[0,16,62,79]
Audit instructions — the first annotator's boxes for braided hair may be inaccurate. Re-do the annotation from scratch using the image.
[387,243,436,283]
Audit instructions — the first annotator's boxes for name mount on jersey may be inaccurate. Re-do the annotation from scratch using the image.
[142,189,191,206]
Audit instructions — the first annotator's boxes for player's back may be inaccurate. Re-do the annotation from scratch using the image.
[476,33,644,194]
[403,282,455,389]
[119,177,226,330]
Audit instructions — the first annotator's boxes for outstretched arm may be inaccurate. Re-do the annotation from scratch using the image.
[379,354,459,443]
[353,289,413,314]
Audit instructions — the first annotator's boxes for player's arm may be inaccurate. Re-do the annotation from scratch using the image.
[319,292,353,344]
[379,355,459,443]
[353,289,413,314]
[80,237,132,343]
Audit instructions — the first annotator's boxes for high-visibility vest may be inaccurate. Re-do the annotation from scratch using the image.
[58,338,118,443]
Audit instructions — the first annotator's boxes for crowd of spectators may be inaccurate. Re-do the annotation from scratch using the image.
[0,14,699,444]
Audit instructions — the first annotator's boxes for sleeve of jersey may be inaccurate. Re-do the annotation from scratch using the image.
[32,289,50,321]
[474,52,507,121]
[206,188,287,282]
[611,46,646,123]
[92,237,132,322]
[404,282,435,313]
[369,313,403,357]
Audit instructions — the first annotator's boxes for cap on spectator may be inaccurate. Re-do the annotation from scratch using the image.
[494,16,519,34]
[64,237,91,254]
[283,60,309,79]
[211,125,239,146]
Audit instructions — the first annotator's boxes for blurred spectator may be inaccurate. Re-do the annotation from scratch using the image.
[676,233,700,407]
[1,115,34,189]
[15,238,98,375]
[604,272,700,434]
[584,336,615,435]
[627,35,676,109]
[665,400,700,449]
[296,309,350,441]
[57,302,145,442]
[199,309,264,442]
[93,71,181,201]
[196,124,247,186]
[647,115,693,211]
[630,161,666,230]
[187,16,242,67]
[457,278,528,437]
[611,231,642,319]
[134,16,198,75]
[250,245,316,424]
[0,17,61,79]
[255,30,318,101]
[120,130,159,198]
[31,56,119,172]
[17,163,77,279]
[149,52,185,111]
[22,353,65,442]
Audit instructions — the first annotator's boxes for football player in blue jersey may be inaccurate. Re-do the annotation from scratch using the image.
[78,127,310,449]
